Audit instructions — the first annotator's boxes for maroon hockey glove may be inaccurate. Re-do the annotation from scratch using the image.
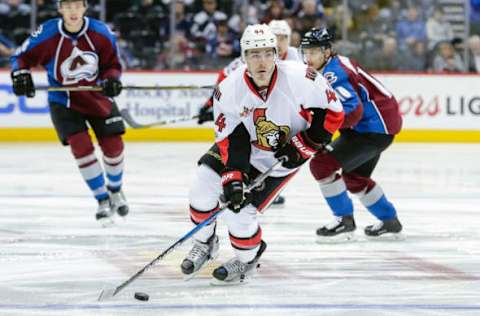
[11,69,35,98]
[274,132,319,169]
[221,169,247,213]
[101,77,122,97]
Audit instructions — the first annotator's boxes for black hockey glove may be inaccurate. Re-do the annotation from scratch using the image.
[11,69,35,97]
[101,77,122,97]
[274,132,319,169]
[197,98,214,124]
[221,169,250,213]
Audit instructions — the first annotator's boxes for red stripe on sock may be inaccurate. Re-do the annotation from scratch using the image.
[190,204,219,224]
[229,227,262,249]
[79,159,98,169]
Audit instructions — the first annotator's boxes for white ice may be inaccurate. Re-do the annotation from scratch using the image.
[0,142,479,316]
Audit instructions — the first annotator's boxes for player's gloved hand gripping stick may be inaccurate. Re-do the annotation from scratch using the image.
[97,159,283,301]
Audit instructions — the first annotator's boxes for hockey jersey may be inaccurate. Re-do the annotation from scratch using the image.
[322,55,402,135]
[214,61,344,177]
[11,17,121,117]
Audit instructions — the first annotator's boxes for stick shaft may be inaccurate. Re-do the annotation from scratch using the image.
[42,85,214,92]
[120,109,198,129]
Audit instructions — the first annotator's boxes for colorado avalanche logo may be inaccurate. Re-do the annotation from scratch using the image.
[323,71,338,84]
[60,47,99,85]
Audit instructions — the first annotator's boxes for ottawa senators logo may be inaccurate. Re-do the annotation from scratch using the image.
[252,108,290,151]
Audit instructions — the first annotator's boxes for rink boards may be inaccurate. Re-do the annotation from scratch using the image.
[0,70,479,142]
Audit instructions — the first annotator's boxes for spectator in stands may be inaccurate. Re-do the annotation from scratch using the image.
[395,5,427,52]
[206,17,239,60]
[468,35,480,73]
[260,0,285,24]
[400,40,427,71]
[471,0,480,35]
[116,33,140,69]
[131,0,165,17]
[426,7,454,51]
[293,0,326,34]
[159,1,193,41]
[432,40,466,72]
[363,37,401,71]
[0,0,31,15]
[190,0,228,49]
[358,4,395,53]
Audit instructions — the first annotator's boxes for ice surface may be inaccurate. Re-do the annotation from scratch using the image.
[0,142,479,315]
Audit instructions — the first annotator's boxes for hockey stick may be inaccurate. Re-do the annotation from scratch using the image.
[97,159,283,301]
[120,108,199,129]
[40,85,215,92]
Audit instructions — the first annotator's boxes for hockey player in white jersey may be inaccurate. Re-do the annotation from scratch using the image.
[197,19,301,206]
[181,24,344,285]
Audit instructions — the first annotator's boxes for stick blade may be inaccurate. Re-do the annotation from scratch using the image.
[120,109,146,129]
[97,288,116,301]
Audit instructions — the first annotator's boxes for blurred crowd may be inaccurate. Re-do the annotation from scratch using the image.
[1,0,480,73]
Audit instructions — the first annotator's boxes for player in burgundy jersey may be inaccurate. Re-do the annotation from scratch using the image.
[10,0,128,226]
[300,28,403,241]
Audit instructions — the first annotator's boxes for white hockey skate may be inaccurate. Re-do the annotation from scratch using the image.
[109,190,129,217]
[181,235,219,280]
[210,240,267,286]
[95,198,115,227]
[316,215,357,243]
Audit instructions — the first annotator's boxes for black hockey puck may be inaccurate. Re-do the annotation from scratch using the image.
[134,292,149,301]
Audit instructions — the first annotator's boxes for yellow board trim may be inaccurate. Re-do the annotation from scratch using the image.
[1,128,480,143]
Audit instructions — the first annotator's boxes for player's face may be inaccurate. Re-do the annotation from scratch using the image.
[58,1,87,31]
[275,34,289,58]
[302,47,327,70]
[245,47,276,86]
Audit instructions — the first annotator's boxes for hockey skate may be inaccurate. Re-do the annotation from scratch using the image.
[181,235,219,280]
[364,217,403,240]
[316,215,356,243]
[109,190,129,217]
[211,240,267,286]
[95,198,115,227]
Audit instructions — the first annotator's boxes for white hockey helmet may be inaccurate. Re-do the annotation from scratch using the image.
[268,20,291,44]
[240,24,278,61]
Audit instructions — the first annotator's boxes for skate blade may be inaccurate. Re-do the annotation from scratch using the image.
[365,232,405,241]
[209,264,260,286]
[316,232,356,244]
[97,216,116,228]
[210,274,251,286]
